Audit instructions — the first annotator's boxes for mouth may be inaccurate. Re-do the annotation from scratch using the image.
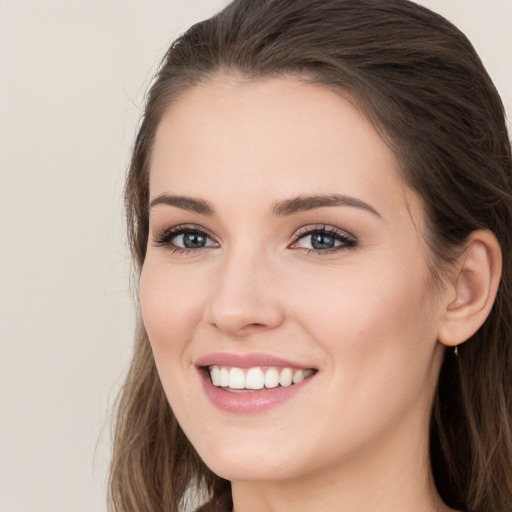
[195,353,319,412]
[205,365,317,392]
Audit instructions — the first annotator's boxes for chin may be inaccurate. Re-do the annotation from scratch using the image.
[204,456,299,483]
[190,434,304,482]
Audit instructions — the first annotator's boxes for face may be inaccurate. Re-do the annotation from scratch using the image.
[140,76,448,484]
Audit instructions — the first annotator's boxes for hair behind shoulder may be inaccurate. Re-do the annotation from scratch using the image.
[110,1,512,511]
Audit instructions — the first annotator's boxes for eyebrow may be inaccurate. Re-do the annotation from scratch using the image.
[149,194,214,215]
[272,194,381,218]
[148,193,380,218]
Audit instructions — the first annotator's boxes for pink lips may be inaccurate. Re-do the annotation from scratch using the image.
[195,352,317,414]
[195,352,313,369]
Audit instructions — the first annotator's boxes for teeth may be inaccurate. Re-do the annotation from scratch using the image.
[229,367,245,389]
[210,366,221,386]
[208,365,315,390]
[303,369,314,379]
[292,369,304,384]
[220,367,229,387]
[279,368,293,387]
[264,368,280,388]
[246,367,265,389]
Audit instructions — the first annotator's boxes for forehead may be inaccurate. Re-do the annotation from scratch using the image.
[149,75,419,224]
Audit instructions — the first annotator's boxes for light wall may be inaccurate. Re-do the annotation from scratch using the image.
[1,1,510,511]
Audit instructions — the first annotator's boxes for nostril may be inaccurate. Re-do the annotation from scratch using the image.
[209,321,268,333]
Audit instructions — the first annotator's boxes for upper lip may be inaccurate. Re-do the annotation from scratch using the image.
[195,352,316,370]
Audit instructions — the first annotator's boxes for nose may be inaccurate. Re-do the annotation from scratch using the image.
[205,249,285,337]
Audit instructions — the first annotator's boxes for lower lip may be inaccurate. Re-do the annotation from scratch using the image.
[199,370,315,414]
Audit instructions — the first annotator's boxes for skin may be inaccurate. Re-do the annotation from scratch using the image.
[140,76,459,511]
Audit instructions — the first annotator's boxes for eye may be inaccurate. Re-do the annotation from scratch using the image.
[290,225,356,254]
[153,225,219,253]
[172,231,213,249]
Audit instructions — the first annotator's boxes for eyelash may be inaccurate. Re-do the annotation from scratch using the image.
[153,224,219,255]
[291,224,357,255]
[152,224,357,255]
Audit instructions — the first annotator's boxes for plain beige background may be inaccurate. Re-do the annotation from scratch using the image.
[1,1,511,511]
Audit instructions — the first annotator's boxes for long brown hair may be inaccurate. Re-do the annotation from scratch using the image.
[109,1,512,511]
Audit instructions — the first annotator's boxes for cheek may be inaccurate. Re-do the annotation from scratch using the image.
[139,262,209,417]
[336,272,432,344]
[294,253,439,380]
[288,260,441,452]
[139,262,204,358]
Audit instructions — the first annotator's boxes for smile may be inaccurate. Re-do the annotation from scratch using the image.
[208,365,316,391]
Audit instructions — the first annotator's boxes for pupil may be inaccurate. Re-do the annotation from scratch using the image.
[183,232,206,248]
[311,233,334,250]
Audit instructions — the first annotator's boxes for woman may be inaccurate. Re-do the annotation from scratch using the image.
[109,1,512,511]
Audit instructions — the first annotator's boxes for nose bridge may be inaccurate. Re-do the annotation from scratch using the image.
[205,242,284,336]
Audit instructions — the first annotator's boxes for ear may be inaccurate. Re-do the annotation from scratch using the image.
[438,229,502,347]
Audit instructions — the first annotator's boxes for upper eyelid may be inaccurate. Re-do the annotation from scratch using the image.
[293,224,356,240]
[154,223,216,240]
